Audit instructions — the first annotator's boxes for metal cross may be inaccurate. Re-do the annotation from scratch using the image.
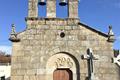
[82,48,99,80]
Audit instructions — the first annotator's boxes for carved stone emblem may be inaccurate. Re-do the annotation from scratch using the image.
[55,57,73,68]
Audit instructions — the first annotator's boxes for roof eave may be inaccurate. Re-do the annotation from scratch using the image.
[78,22,109,38]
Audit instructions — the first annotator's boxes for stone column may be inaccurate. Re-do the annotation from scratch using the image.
[47,0,56,18]
[28,0,38,17]
[68,0,78,18]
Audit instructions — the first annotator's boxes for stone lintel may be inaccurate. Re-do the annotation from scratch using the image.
[25,17,80,26]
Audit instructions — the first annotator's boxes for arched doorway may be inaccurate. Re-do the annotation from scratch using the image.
[53,69,73,80]
[46,53,79,80]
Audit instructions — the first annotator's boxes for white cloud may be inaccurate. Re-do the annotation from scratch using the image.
[0,46,12,54]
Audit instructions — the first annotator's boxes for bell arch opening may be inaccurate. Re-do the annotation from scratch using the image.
[56,0,68,18]
[38,2,46,18]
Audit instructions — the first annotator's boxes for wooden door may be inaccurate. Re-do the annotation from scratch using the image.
[53,69,72,80]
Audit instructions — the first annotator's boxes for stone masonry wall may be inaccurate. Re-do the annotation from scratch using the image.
[11,19,120,80]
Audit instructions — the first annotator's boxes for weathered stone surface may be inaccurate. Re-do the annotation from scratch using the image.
[11,76,23,80]
[47,0,56,18]
[28,0,38,17]
[68,1,78,18]
[11,21,119,79]
[24,75,29,80]
[26,69,37,75]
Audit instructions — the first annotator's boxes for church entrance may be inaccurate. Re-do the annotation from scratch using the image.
[53,69,73,80]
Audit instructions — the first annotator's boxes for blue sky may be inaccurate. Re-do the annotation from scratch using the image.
[0,0,120,54]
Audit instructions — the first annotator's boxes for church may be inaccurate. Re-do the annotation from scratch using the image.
[9,0,120,80]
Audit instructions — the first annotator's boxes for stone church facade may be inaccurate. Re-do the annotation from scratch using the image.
[9,0,120,80]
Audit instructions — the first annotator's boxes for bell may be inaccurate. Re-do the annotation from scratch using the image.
[38,0,46,6]
[59,0,67,6]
